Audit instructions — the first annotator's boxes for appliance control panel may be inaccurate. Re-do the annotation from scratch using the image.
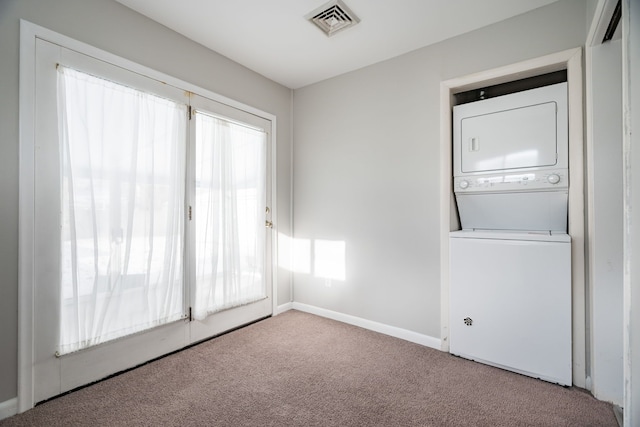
[454,169,568,193]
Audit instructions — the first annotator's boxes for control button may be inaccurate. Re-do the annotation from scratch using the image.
[459,180,470,189]
[547,174,561,184]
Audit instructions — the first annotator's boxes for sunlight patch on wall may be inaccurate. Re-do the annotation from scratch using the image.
[279,234,346,282]
[294,238,312,274]
[314,239,346,281]
[278,233,311,274]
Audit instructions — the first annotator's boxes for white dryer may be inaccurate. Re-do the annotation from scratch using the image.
[453,82,569,233]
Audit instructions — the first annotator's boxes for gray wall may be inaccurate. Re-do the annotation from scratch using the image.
[292,0,587,338]
[0,0,292,402]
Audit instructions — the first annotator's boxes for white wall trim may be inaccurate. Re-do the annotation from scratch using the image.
[584,8,599,395]
[622,0,640,423]
[567,47,587,390]
[439,82,454,353]
[276,302,293,315]
[586,0,621,47]
[0,398,18,421]
[271,119,279,318]
[439,47,586,387]
[585,0,625,404]
[292,303,442,350]
[19,19,279,412]
[18,19,38,415]
[289,89,295,305]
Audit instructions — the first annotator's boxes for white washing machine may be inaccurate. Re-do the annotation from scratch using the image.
[449,82,572,385]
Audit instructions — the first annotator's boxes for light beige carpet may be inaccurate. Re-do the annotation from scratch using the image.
[1,310,617,426]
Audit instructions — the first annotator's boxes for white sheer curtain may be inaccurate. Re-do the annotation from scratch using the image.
[194,112,266,320]
[57,66,186,354]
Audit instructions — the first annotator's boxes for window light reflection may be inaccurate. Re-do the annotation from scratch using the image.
[278,234,347,282]
[277,233,312,274]
[314,239,346,281]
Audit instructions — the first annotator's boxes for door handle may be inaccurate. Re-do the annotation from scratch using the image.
[469,137,479,152]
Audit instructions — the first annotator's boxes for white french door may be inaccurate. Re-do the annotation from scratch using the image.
[30,38,272,404]
[188,94,272,343]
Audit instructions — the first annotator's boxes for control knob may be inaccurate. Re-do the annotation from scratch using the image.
[547,174,561,184]
[459,180,470,189]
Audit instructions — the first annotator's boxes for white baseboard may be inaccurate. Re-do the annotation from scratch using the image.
[0,397,18,421]
[291,302,442,350]
[276,302,293,315]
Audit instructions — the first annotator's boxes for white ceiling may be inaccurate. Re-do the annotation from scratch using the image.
[115,0,560,89]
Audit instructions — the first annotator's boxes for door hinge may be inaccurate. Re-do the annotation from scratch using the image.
[189,205,192,221]
[188,105,192,120]
[188,306,193,322]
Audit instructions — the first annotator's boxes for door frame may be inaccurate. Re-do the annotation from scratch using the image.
[439,47,585,387]
[622,0,640,424]
[18,20,278,412]
[585,0,624,405]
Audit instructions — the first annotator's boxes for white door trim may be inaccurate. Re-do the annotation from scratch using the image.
[584,0,624,403]
[439,47,586,387]
[622,0,640,424]
[18,19,278,412]
[586,0,622,47]
[0,398,18,421]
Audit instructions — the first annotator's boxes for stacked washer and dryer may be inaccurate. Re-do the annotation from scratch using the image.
[449,82,572,386]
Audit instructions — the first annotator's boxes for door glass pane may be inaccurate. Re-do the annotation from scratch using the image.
[58,66,187,354]
[193,112,266,319]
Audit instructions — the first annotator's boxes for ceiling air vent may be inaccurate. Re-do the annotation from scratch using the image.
[307,0,360,37]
